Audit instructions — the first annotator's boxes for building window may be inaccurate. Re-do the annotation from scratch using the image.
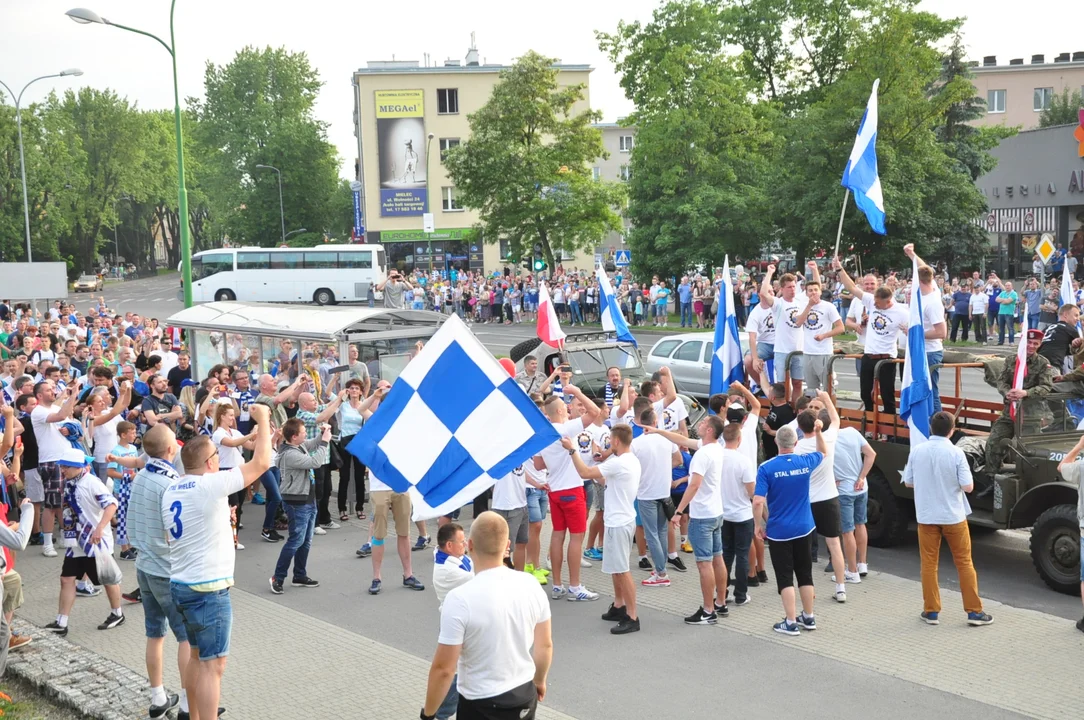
[442,186,461,211]
[987,89,1006,114]
[499,238,512,260]
[619,135,634,152]
[619,165,631,182]
[437,88,459,115]
[439,138,460,162]
[1034,87,1053,111]
[592,167,601,181]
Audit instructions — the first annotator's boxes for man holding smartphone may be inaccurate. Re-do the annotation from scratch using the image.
[377,270,413,310]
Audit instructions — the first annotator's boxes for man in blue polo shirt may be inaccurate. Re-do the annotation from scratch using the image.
[753,423,825,637]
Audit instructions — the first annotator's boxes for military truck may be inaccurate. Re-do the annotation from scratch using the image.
[508,333,707,432]
[827,351,1081,595]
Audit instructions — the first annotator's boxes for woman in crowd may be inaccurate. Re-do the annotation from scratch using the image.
[337,378,369,522]
[211,402,256,549]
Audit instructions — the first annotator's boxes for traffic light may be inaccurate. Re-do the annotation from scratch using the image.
[533,259,546,272]
[522,256,533,271]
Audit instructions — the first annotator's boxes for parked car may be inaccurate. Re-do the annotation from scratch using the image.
[644,332,750,399]
[73,274,103,292]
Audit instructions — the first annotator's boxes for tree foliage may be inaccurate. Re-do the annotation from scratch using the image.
[1039,87,1083,128]
[443,50,626,270]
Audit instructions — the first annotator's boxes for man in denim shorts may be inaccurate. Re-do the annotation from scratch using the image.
[833,426,875,581]
[760,266,805,400]
[524,472,550,585]
[128,425,188,718]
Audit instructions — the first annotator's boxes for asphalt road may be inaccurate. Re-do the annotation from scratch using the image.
[83,273,1081,619]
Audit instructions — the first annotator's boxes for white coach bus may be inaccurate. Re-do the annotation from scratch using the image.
[184,244,387,305]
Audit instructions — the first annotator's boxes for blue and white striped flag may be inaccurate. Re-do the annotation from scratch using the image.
[597,262,637,347]
[345,314,559,520]
[899,256,934,444]
[710,256,745,406]
[841,79,887,235]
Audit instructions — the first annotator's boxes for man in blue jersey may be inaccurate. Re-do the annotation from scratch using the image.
[753,423,826,637]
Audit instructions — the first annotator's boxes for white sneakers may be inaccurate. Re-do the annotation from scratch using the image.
[834,585,847,603]
[844,570,862,584]
[857,562,869,577]
[313,526,327,535]
[42,545,57,558]
[545,555,593,568]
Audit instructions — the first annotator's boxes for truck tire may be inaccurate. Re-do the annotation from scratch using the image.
[509,338,542,364]
[1029,504,1081,595]
[214,289,235,301]
[865,468,909,548]
[313,288,335,305]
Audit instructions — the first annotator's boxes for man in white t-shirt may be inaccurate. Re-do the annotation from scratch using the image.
[833,426,876,581]
[844,272,877,374]
[717,423,758,606]
[423,512,552,719]
[566,423,642,635]
[904,244,948,412]
[31,379,79,558]
[835,259,909,416]
[794,264,844,393]
[793,391,848,603]
[631,405,682,589]
[579,401,611,563]
[162,403,272,720]
[430,522,475,720]
[535,387,601,602]
[670,415,730,625]
[157,337,180,378]
[643,367,688,435]
[492,463,547,571]
[745,289,776,389]
[760,264,805,399]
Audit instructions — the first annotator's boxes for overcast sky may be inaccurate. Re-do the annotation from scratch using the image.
[2,0,1079,179]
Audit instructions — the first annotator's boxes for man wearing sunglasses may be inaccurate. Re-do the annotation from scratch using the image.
[162,403,272,720]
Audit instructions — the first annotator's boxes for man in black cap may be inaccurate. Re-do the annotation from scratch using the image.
[985,328,1054,478]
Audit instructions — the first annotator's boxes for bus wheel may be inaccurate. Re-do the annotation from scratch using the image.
[214,289,236,301]
[314,288,336,306]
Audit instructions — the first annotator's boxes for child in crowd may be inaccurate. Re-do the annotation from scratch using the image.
[107,421,139,561]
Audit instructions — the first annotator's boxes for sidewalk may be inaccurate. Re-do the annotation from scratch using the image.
[11,518,1081,720]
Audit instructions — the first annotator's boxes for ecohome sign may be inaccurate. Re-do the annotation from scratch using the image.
[375,89,428,217]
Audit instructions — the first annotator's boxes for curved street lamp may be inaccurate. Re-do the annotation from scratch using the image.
[67,3,194,307]
[254,164,286,246]
[284,228,307,241]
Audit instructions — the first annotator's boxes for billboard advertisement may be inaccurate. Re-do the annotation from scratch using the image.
[375,89,428,217]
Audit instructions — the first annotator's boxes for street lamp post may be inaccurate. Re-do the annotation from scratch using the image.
[67,4,194,307]
[425,132,435,274]
[284,228,307,242]
[255,164,286,246]
[0,69,83,311]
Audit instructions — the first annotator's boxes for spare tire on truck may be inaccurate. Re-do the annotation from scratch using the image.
[509,338,543,364]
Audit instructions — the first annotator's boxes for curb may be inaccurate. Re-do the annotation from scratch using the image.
[6,618,158,720]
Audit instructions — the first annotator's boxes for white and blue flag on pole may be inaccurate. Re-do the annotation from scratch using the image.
[1061,259,1076,308]
[841,79,887,235]
[899,256,934,445]
[710,256,745,405]
[597,262,637,347]
[345,314,559,520]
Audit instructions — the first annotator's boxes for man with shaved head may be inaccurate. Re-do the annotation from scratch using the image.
[422,512,553,720]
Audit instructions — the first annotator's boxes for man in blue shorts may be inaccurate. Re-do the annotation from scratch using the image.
[760,265,804,400]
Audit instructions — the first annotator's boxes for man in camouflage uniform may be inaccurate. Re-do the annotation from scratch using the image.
[985,329,1055,476]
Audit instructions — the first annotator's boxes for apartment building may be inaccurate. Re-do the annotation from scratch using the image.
[350,41,597,274]
[591,122,635,260]
[971,52,1084,130]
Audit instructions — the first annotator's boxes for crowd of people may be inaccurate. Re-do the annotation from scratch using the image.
[2,239,1084,720]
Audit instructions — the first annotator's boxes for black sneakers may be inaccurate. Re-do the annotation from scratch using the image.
[611,617,640,635]
[149,693,179,719]
[178,707,225,720]
[291,577,320,588]
[757,570,769,584]
[1077,616,1084,634]
[713,602,729,618]
[269,577,284,595]
[666,556,688,573]
[746,575,760,587]
[121,588,142,603]
[684,607,717,625]
[601,603,629,622]
[638,557,653,571]
[97,612,125,630]
[262,528,284,542]
[45,621,68,637]
[119,548,138,561]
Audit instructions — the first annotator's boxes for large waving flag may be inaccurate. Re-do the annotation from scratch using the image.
[1010,312,1029,421]
[841,79,887,235]
[710,256,745,407]
[537,282,566,349]
[899,256,934,444]
[596,262,637,347]
[1061,260,1075,307]
[345,314,560,520]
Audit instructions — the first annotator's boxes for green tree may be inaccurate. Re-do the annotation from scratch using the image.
[442,50,626,270]
[1039,87,1083,128]
[189,46,341,246]
[598,0,775,277]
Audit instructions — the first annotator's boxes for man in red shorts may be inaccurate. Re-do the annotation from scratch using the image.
[535,387,601,601]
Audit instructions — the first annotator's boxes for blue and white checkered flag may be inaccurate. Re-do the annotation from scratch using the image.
[345,314,560,520]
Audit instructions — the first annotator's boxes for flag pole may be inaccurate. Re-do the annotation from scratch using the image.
[833,188,851,259]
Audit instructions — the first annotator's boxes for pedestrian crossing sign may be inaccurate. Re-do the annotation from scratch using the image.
[1037,234,1056,264]
[615,250,631,267]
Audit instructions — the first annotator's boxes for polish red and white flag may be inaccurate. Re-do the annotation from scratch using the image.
[537,282,566,349]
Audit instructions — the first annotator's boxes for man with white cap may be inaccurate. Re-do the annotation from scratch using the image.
[44,447,125,636]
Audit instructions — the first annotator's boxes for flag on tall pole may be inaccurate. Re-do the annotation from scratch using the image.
[841,79,887,236]
[899,255,934,444]
[537,282,566,349]
[1010,313,1029,421]
[710,256,745,405]
[1061,259,1075,308]
[596,262,637,346]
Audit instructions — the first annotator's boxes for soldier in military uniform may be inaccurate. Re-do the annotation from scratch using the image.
[985,329,1055,476]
